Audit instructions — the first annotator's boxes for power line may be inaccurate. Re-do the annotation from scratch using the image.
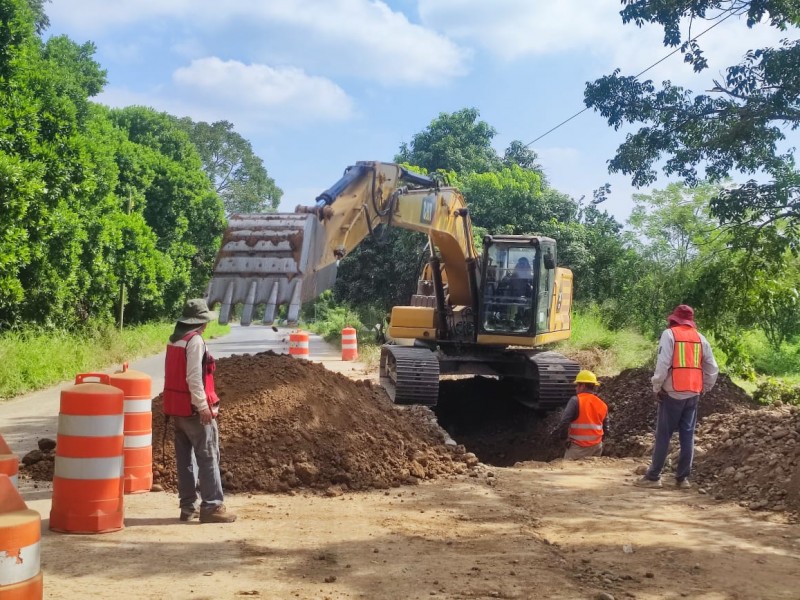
[523,10,738,148]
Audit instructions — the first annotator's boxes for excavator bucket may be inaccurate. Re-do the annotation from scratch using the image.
[205,213,337,326]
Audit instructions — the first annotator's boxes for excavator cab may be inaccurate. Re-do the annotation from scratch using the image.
[479,235,558,339]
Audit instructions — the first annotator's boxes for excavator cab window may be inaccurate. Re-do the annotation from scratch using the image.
[481,244,537,334]
[537,241,557,334]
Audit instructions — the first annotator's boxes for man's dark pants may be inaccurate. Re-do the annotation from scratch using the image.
[645,394,700,482]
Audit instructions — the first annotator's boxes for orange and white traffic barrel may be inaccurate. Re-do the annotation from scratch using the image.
[50,373,125,534]
[341,326,358,361]
[0,433,19,489]
[0,473,43,599]
[289,330,310,359]
[109,363,153,495]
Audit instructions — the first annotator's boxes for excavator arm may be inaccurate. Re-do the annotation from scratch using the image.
[206,161,479,325]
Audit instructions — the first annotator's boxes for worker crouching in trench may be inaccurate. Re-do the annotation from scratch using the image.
[553,370,609,460]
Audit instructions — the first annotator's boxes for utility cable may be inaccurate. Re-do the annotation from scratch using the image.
[523,9,738,147]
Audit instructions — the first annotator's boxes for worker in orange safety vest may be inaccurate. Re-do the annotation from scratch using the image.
[635,304,718,490]
[554,370,609,460]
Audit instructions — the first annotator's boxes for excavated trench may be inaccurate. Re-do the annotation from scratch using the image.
[434,377,563,466]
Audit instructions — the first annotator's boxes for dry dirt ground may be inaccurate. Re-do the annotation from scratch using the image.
[24,458,800,600]
[11,351,800,600]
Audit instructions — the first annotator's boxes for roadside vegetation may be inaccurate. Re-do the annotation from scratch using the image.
[1,2,798,403]
[0,322,229,400]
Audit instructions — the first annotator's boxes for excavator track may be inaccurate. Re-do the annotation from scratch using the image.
[515,351,581,411]
[379,346,440,406]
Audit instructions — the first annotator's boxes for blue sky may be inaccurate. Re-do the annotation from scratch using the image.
[46,1,797,223]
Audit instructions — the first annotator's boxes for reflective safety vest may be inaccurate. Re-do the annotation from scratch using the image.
[670,325,703,393]
[568,393,608,447]
[163,331,220,417]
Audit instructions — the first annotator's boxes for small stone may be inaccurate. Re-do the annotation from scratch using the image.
[595,593,615,600]
[323,576,336,583]
[645,572,654,578]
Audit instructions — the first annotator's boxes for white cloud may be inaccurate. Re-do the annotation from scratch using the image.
[417,1,795,89]
[48,0,468,86]
[174,58,353,120]
[96,58,354,130]
[418,0,621,60]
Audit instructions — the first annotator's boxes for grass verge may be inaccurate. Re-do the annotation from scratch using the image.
[553,309,654,376]
[0,321,230,400]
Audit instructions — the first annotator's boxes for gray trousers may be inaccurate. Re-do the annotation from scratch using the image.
[173,415,224,512]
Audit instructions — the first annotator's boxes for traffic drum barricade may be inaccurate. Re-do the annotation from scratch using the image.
[0,433,19,489]
[109,363,153,494]
[50,373,125,534]
[341,326,358,361]
[289,330,310,359]
[0,473,43,599]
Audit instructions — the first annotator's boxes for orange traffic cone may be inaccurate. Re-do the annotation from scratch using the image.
[0,473,43,599]
[0,433,19,488]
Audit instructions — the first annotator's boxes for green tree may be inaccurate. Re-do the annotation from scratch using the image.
[585,1,800,245]
[110,107,226,311]
[619,183,724,334]
[457,166,574,234]
[503,140,543,173]
[176,118,282,214]
[333,229,427,314]
[396,108,502,174]
[25,0,48,33]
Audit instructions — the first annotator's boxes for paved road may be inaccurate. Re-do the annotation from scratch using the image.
[0,324,363,456]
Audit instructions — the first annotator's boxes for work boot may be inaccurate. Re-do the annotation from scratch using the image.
[179,507,199,522]
[676,478,692,489]
[633,476,662,489]
[199,504,237,524]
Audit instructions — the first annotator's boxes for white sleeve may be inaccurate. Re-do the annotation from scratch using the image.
[185,335,208,411]
[700,334,719,392]
[651,329,673,392]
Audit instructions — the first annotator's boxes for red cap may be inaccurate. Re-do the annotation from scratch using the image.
[667,304,696,328]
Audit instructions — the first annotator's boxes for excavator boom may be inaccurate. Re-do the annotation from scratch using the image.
[206,161,477,325]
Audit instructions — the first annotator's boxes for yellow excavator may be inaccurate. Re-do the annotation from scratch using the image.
[206,161,579,410]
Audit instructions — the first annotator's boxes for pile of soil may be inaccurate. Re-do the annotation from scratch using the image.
[18,438,56,482]
[692,405,800,511]
[152,352,472,494]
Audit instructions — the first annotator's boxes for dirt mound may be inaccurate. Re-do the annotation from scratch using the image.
[599,368,756,457]
[152,352,471,494]
[18,446,55,482]
[692,406,800,511]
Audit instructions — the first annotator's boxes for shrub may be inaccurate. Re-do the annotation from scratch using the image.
[753,378,800,406]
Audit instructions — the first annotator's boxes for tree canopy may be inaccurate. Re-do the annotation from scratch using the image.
[585,1,800,246]
[0,0,230,328]
[176,118,282,215]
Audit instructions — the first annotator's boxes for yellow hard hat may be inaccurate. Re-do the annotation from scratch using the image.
[574,369,599,386]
